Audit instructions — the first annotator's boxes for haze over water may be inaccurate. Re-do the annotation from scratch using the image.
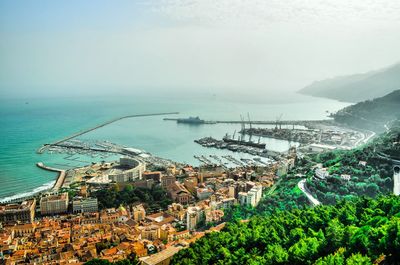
[0,92,349,201]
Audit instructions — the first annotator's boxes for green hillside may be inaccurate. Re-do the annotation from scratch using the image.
[299,63,400,102]
[331,90,400,132]
[171,123,400,265]
[171,195,400,265]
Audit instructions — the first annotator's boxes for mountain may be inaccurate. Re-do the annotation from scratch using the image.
[299,63,400,102]
[332,89,400,132]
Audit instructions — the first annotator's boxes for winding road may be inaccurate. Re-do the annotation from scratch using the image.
[298,179,321,206]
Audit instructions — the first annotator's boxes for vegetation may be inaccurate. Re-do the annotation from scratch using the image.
[171,195,400,265]
[332,90,400,132]
[93,184,172,212]
[302,124,399,204]
[171,122,400,264]
[223,176,308,222]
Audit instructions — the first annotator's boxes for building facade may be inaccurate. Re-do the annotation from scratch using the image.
[72,197,98,213]
[132,204,146,222]
[40,193,69,215]
[0,199,36,224]
[108,157,146,183]
[186,206,204,231]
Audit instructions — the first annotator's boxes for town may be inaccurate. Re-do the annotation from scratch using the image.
[0,144,297,265]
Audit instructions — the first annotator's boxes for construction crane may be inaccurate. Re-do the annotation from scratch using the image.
[240,115,245,141]
[247,113,253,142]
[275,114,283,130]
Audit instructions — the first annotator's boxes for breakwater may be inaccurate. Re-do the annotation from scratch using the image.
[37,112,179,154]
[36,162,66,191]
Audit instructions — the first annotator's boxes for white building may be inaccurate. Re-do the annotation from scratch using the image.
[108,157,146,183]
[186,206,204,231]
[238,185,263,207]
[315,168,330,179]
[394,165,400,196]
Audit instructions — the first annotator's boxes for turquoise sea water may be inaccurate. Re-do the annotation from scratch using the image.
[0,93,350,201]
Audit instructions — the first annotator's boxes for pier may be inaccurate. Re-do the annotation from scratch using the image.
[38,112,179,154]
[36,162,66,191]
[164,118,330,126]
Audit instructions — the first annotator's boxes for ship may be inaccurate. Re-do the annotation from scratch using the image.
[176,117,216,125]
[223,133,266,149]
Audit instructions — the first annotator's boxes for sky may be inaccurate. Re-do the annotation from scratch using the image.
[1,0,400,99]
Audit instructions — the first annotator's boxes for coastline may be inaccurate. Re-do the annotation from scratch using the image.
[0,163,66,204]
[36,162,66,191]
[0,95,351,201]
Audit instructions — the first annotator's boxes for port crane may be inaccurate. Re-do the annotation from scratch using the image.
[247,113,253,142]
[275,114,283,130]
[240,115,246,142]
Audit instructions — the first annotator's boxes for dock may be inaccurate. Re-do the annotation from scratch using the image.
[164,118,330,126]
[36,162,66,191]
[38,112,179,154]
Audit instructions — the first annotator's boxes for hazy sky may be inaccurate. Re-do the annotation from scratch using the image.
[1,0,400,98]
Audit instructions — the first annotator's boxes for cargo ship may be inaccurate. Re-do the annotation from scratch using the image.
[176,117,216,125]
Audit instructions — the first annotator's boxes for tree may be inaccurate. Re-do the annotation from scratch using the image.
[345,253,372,265]
[315,248,346,265]
[264,244,289,264]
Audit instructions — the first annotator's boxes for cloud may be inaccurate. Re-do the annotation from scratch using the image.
[156,0,400,28]
[1,0,400,98]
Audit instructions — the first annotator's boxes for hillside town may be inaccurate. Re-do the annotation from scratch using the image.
[0,149,296,265]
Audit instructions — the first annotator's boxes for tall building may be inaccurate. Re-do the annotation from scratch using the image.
[394,165,400,195]
[40,193,69,215]
[72,197,98,213]
[0,199,36,224]
[161,175,176,189]
[228,185,236,198]
[132,204,146,222]
[186,206,204,231]
[238,185,263,207]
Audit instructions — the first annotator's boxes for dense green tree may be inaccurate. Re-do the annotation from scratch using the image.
[171,196,400,265]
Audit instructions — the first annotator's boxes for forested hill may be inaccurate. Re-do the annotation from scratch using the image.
[171,195,400,265]
[298,63,400,102]
[331,90,400,132]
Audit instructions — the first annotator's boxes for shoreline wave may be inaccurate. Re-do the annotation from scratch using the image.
[0,180,55,203]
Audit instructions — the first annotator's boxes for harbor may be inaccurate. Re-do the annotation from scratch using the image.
[194,136,283,159]
[36,162,66,191]
[38,112,179,154]
[164,117,330,126]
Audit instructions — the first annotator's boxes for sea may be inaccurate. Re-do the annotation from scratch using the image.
[0,92,350,202]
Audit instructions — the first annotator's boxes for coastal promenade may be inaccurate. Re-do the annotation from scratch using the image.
[36,162,66,191]
[37,112,179,154]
